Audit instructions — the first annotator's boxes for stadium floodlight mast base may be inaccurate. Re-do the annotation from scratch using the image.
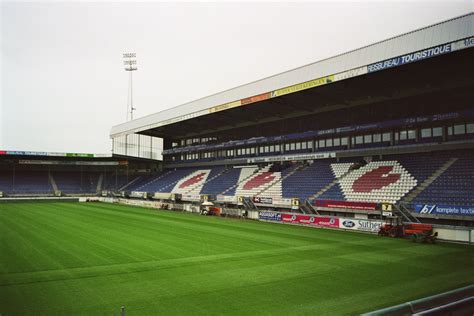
[123,53,137,121]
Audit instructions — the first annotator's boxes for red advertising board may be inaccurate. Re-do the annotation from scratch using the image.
[281,214,339,228]
[0,151,6,155]
[314,200,378,211]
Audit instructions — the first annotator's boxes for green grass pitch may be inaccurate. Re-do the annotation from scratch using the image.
[1,202,473,315]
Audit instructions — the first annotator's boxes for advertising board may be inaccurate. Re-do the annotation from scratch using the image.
[280,214,339,228]
[314,200,378,211]
[258,211,282,222]
[338,218,383,232]
[415,204,474,217]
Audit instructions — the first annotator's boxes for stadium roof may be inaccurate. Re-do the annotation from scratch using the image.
[110,13,473,138]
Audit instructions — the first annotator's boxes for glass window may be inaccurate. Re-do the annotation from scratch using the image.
[373,134,381,143]
[382,132,391,142]
[364,135,372,144]
[408,130,416,140]
[285,144,290,151]
[454,124,466,135]
[421,128,432,138]
[314,141,318,149]
[237,149,241,155]
[295,142,301,150]
[290,143,296,150]
[399,130,407,140]
[341,137,348,146]
[433,127,442,137]
[275,144,280,152]
[447,126,453,136]
[270,145,275,152]
[301,142,307,149]
[251,147,255,154]
[307,141,313,149]
[319,139,325,148]
[260,146,265,153]
[265,146,269,153]
[467,123,474,134]
[356,136,363,144]
[326,139,333,147]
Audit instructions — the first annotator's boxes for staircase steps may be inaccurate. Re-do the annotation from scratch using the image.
[402,157,458,204]
[220,166,261,195]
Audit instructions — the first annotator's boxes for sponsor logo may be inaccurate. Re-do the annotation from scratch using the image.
[179,172,207,189]
[415,204,474,217]
[367,43,452,73]
[259,212,282,221]
[342,220,355,228]
[419,204,436,214]
[352,166,401,193]
[337,162,417,203]
[253,196,273,204]
[243,172,276,190]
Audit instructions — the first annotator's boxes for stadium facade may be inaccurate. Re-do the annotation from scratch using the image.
[105,14,474,225]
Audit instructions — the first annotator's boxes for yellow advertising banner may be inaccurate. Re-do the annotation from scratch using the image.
[208,100,242,114]
[271,75,334,98]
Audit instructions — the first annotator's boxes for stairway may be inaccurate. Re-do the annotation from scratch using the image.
[394,203,420,223]
[255,164,301,196]
[96,173,103,193]
[308,167,354,201]
[48,172,59,192]
[301,199,319,215]
[119,175,142,191]
[220,166,260,195]
[182,168,229,195]
[401,157,458,204]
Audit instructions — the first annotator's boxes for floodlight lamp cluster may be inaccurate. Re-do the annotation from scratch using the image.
[123,53,137,71]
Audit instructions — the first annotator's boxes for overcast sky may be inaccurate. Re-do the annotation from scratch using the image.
[1,0,471,154]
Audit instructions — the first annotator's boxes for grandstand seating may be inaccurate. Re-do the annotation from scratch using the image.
[1,150,472,211]
[103,173,139,191]
[234,166,281,198]
[282,160,336,201]
[130,168,196,192]
[53,172,99,193]
[0,170,52,194]
[412,152,474,207]
[201,167,242,195]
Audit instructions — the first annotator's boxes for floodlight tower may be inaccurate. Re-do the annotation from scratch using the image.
[123,53,138,121]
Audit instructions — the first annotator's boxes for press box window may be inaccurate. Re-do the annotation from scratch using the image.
[421,128,432,138]
[382,133,391,142]
[355,136,363,144]
[467,123,474,134]
[399,131,407,140]
[454,124,466,135]
[407,130,416,140]
[341,137,348,146]
[364,135,372,144]
[319,139,325,148]
[326,139,333,147]
[373,134,381,143]
[433,127,442,137]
